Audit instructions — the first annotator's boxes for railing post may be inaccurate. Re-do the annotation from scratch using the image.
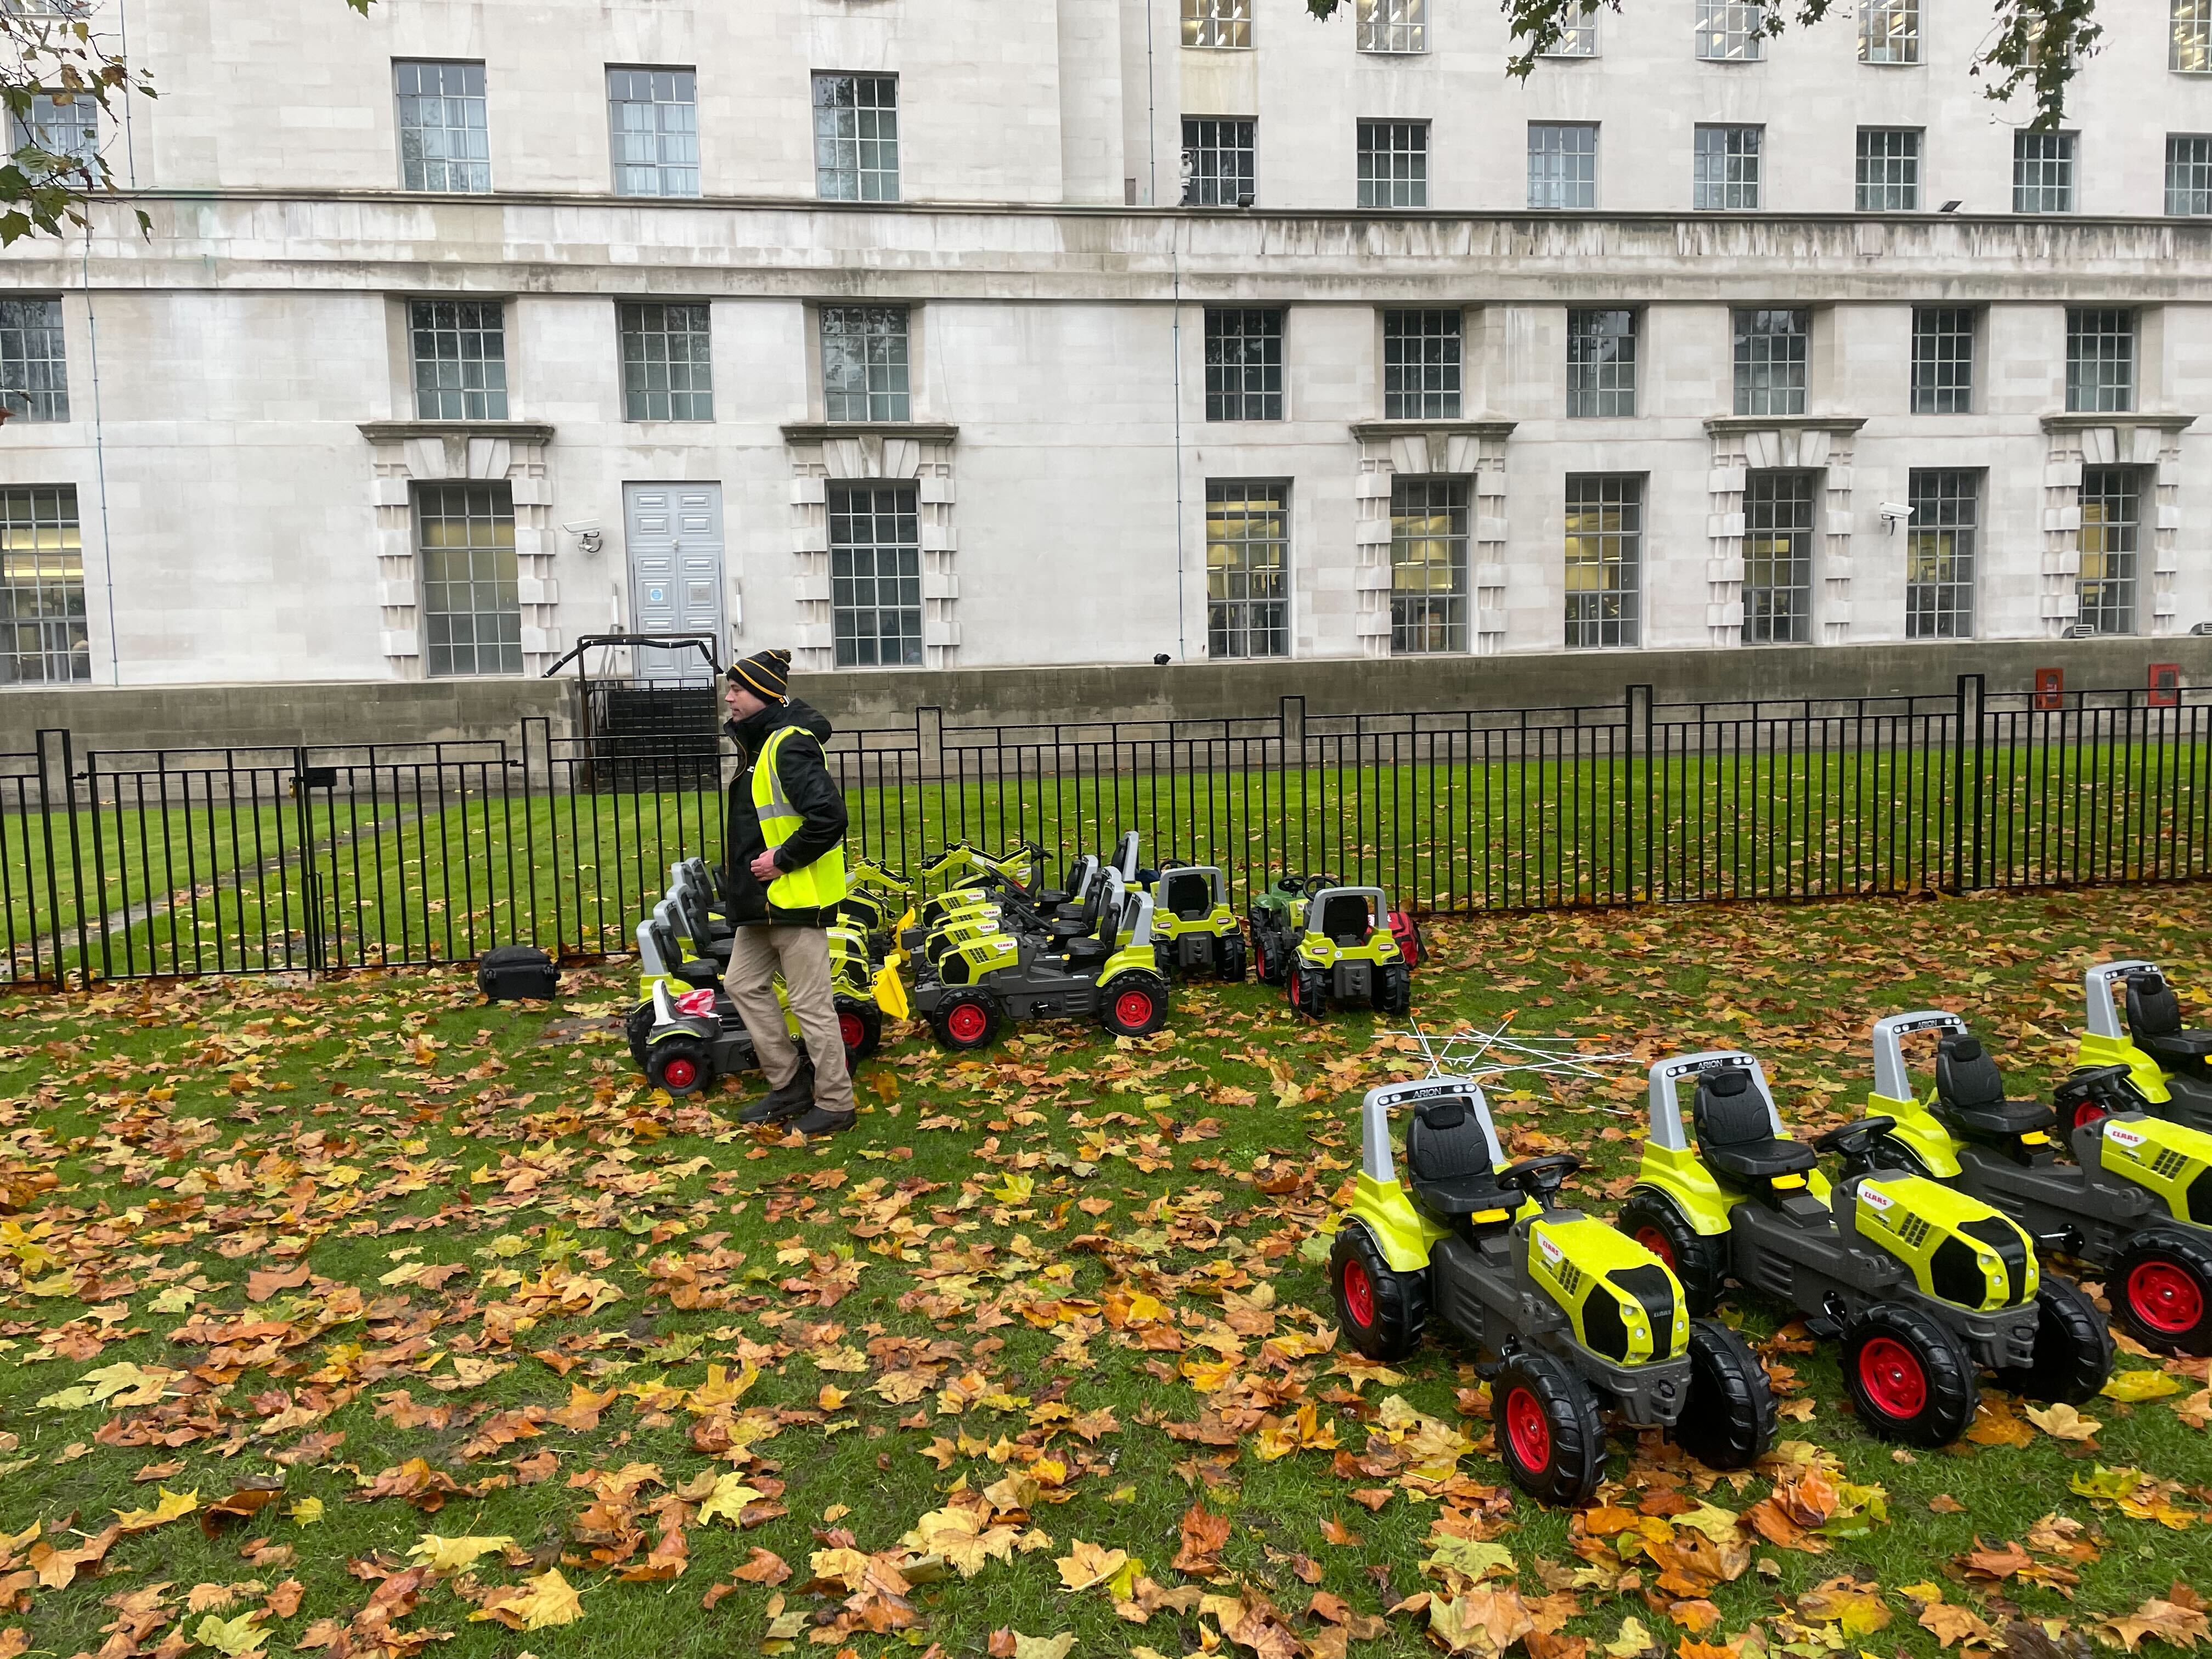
[292,746,326,974]
[916,706,944,862]
[1951,674,1985,892]
[1626,685,1653,905]
[32,730,75,988]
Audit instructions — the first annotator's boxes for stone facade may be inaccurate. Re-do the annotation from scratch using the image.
[0,0,2206,697]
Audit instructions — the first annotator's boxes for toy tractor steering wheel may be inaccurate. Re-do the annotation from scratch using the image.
[1809,1116,1898,1171]
[1496,1153,1582,1206]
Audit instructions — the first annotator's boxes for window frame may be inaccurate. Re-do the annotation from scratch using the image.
[0,296,69,424]
[827,481,925,668]
[1904,467,1980,640]
[1854,127,1922,211]
[1381,308,1462,420]
[408,299,509,421]
[1204,481,1291,659]
[1356,0,1427,54]
[1538,5,1600,55]
[0,484,87,685]
[1695,0,1767,61]
[2012,129,2076,214]
[617,301,713,423]
[2174,0,2212,73]
[1183,115,1256,206]
[1693,123,1763,210]
[393,60,492,194]
[1357,119,1429,208]
[1563,473,1643,648]
[2166,133,2212,215]
[1182,0,1253,49]
[2066,307,2136,415]
[1731,307,1809,417]
[1910,306,1976,415]
[819,304,912,424]
[2076,466,2141,636]
[416,481,523,679]
[812,71,900,203]
[1388,474,1470,656]
[607,66,699,199]
[1741,470,1818,645]
[1527,121,1599,210]
[1566,308,1638,418]
[1858,0,1921,63]
[1203,307,1285,422]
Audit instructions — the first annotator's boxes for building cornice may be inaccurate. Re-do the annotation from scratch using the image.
[1702,416,1869,436]
[358,421,557,444]
[2039,412,2198,434]
[781,422,960,444]
[1350,419,1518,441]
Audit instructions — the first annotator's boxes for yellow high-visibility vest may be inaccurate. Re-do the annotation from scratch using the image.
[752,724,848,912]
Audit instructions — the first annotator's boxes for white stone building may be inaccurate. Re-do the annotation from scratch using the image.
[1,0,2210,696]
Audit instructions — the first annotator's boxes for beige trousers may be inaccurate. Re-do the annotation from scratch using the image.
[723,924,856,1115]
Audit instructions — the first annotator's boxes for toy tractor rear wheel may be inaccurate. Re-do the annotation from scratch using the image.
[1671,1319,1777,1471]
[1329,1224,1426,1361]
[2109,1227,2212,1356]
[1372,962,1412,1018]
[933,991,1002,1053]
[1840,1301,1977,1446]
[647,1037,715,1099]
[1215,932,1248,983]
[1617,1188,1730,1318]
[1101,972,1171,1039]
[625,1001,656,1069]
[1289,964,1329,1020]
[835,995,882,1068]
[1493,1351,1605,1508]
[1994,1277,2115,1403]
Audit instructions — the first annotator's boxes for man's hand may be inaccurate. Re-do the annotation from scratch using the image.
[749,850,781,883]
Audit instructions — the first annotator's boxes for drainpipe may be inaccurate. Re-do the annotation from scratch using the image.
[81,221,120,686]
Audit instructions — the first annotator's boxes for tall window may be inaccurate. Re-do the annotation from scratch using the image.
[1694,125,1762,210]
[607,68,698,198]
[417,483,521,678]
[2167,135,2212,215]
[2066,308,2135,413]
[2175,0,2212,72]
[828,483,923,668]
[1357,0,1426,52]
[1383,309,1460,419]
[1855,128,1921,210]
[1905,470,1978,639]
[12,93,96,172]
[409,301,507,421]
[1528,123,1598,209]
[1567,308,1637,417]
[1859,0,1920,62]
[1742,473,1815,644]
[0,298,68,423]
[394,61,490,193]
[1358,121,1429,208]
[1564,475,1641,648]
[1733,308,1807,416]
[618,302,712,422]
[1205,483,1289,658]
[1696,0,1765,60]
[821,306,910,422]
[2013,131,2075,213]
[1184,117,1255,206]
[1389,477,1468,654]
[2078,469,2140,635]
[0,486,86,685]
[1204,308,1283,421]
[1183,0,1251,48]
[1541,5,1600,55]
[1911,307,1974,414]
[814,74,899,201]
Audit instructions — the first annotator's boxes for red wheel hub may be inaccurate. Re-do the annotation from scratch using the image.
[2068,1098,2109,1135]
[839,1012,865,1052]
[1633,1225,1676,1270]
[1114,989,1155,1029]
[659,1056,698,1090]
[2128,1259,2206,1334]
[1340,1256,1375,1328]
[945,1002,988,1043]
[1856,1335,1928,1419]
[1504,1386,1552,1471]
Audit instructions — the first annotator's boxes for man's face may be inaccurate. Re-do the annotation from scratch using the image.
[725,681,768,721]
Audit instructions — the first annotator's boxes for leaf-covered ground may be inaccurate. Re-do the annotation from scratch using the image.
[3,885,2211,1659]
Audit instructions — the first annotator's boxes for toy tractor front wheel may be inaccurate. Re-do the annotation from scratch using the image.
[1329,1224,1426,1361]
[933,990,1002,1053]
[647,1037,715,1099]
[1671,1319,1776,1471]
[835,994,883,1068]
[1493,1351,1606,1508]
[625,1001,656,1069]
[1214,932,1248,983]
[1840,1301,1977,1446]
[1371,962,1412,1019]
[1617,1188,1730,1317]
[1289,964,1329,1020]
[1101,972,1171,1039]
[2109,1228,2212,1356]
[1994,1277,2115,1403]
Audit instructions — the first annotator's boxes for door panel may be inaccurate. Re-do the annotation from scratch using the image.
[624,482,724,681]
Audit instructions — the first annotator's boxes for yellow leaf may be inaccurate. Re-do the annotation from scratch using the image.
[289,1498,324,1525]
[407,1534,517,1574]
[114,1488,199,1533]
[192,1612,268,1657]
[1606,1616,1657,1658]
[696,1473,765,1529]
[1011,1635,1076,1659]
[2102,1370,2186,1403]
[469,1568,586,1632]
[2026,1402,2103,1442]
[1056,1539,1128,1593]
[992,1175,1036,1205]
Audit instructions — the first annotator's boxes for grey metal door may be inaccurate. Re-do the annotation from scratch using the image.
[624,482,724,681]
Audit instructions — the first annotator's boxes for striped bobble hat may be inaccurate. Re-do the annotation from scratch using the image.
[727,648,791,704]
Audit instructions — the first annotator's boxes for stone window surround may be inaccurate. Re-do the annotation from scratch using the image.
[1350,418,1513,658]
[1702,415,1863,648]
[2038,412,2197,636]
[781,421,960,672]
[359,420,558,675]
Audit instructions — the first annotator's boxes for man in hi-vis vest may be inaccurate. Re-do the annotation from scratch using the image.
[719,648,857,1136]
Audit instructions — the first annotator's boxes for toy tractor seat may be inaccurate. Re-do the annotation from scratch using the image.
[1932,1035,2058,1144]
[2126,971,2212,1076]
[650,920,722,989]
[1318,891,1373,946]
[1692,1068,1817,1188]
[1164,871,1214,922]
[1404,1095,1518,1225]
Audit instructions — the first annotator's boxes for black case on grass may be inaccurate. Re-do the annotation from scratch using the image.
[477,944,560,1001]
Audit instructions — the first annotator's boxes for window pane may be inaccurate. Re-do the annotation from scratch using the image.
[1742,472,1814,644]
[1389,476,1467,654]
[2013,130,2075,213]
[13,93,97,174]
[608,66,698,198]
[1905,469,1978,639]
[828,482,924,668]
[1204,308,1283,421]
[417,482,521,678]
[2168,134,2212,215]
[2174,0,2211,72]
[1854,127,1920,210]
[0,484,86,684]
[1564,475,1641,648]
[814,73,899,202]
[394,60,491,193]
[820,306,911,422]
[2066,307,2134,413]
[1910,307,1974,414]
[408,300,508,420]
[1541,5,1600,55]
[1696,0,1766,60]
[1527,122,1598,209]
[2078,467,2140,635]
[1383,309,1460,419]
[618,302,713,421]
[0,297,68,422]
[1356,0,1425,53]
[1183,116,1255,206]
[1182,0,1252,48]
[1732,308,1807,416]
[1205,481,1289,658]
[1358,121,1428,208]
[1694,124,1762,210]
[1567,308,1637,417]
[1859,0,1920,62]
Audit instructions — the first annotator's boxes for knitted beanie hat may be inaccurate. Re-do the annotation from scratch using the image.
[727,648,791,704]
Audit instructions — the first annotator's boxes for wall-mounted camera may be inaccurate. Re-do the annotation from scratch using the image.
[562,518,603,556]
[1876,501,1912,533]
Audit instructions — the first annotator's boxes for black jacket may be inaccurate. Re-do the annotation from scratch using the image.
[722,697,849,926]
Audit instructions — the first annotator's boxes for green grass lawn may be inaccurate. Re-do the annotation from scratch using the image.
[3,883,2211,1659]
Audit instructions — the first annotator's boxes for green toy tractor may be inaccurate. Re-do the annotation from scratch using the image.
[1327,1076,1775,1505]
[2065,961,2212,1137]
[1249,877,1412,1018]
[1149,864,1247,981]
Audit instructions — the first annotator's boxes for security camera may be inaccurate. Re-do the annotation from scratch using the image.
[562,518,603,555]
[1877,501,1912,533]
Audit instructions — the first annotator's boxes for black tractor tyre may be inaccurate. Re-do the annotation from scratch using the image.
[1290,964,1329,1020]
[1617,1188,1731,1318]
[1493,1350,1607,1508]
[834,994,883,1069]
[1252,924,1285,986]
[1329,1223,1427,1362]
[1215,932,1249,984]
[1994,1276,2115,1404]
[646,1036,715,1099]
[932,990,1002,1053]
[1840,1300,1979,1447]
[625,1000,656,1070]
[1100,972,1172,1039]
[1372,962,1413,1018]
[1672,1318,1778,1471]
[2109,1227,2212,1357]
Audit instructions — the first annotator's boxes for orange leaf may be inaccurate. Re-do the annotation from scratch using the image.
[1171,1502,1231,1576]
[246,1263,311,1304]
